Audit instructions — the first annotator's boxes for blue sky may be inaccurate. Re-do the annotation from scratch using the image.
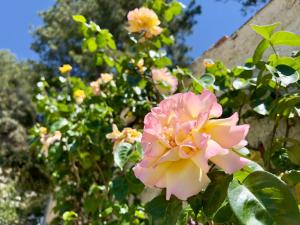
[0,0,265,61]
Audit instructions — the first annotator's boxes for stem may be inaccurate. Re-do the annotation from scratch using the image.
[267,116,280,170]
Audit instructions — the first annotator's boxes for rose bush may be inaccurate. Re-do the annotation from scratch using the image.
[30,1,300,224]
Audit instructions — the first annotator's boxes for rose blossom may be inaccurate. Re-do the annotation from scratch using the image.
[127,7,162,38]
[152,68,178,95]
[133,90,249,200]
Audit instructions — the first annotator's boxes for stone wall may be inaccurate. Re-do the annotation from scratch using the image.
[191,0,300,74]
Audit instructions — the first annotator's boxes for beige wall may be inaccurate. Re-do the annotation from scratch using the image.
[191,0,300,74]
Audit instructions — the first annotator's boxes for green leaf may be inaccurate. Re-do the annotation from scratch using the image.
[202,171,232,218]
[271,31,300,46]
[164,1,182,22]
[111,176,128,201]
[276,64,299,87]
[72,15,86,23]
[253,39,270,64]
[233,78,249,90]
[62,211,78,221]
[198,73,215,88]
[103,54,114,67]
[145,194,182,225]
[50,118,69,132]
[154,57,172,68]
[113,142,132,169]
[187,194,203,217]
[282,170,300,186]
[251,23,280,39]
[87,37,97,52]
[228,171,300,225]
[286,139,300,166]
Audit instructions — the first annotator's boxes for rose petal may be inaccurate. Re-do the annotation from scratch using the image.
[166,160,210,200]
[210,150,248,174]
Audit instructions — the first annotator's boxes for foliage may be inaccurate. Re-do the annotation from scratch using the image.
[29,1,300,224]
[0,51,50,224]
[31,0,201,80]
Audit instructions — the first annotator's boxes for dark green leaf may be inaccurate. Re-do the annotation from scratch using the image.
[202,171,232,218]
[145,194,182,225]
[228,171,300,225]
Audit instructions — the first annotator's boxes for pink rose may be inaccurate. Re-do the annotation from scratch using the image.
[152,68,178,95]
[133,90,249,200]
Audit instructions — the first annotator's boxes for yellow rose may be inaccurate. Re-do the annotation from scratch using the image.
[59,64,72,74]
[73,90,86,104]
[127,7,162,38]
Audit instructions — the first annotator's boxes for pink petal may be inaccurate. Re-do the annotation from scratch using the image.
[210,151,249,174]
[166,160,210,200]
[208,124,249,149]
[191,139,227,173]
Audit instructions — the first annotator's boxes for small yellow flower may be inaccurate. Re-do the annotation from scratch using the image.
[106,124,141,150]
[106,124,124,141]
[73,90,86,104]
[203,59,215,68]
[100,73,113,84]
[39,127,48,135]
[59,64,72,74]
[137,59,146,73]
[123,128,142,143]
[127,7,162,38]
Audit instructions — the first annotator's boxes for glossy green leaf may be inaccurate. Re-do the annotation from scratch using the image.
[253,39,270,64]
[50,118,69,131]
[276,64,299,87]
[282,170,300,186]
[202,171,232,218]
[198,73,215,88]
[233,78,249,90]
[228,171,300,225]
[63,211,78,221]
[145,194,182,225]
[251,23,280,39]
[271,31,300,46]
[72,15,86,23]
[113,142,132,169]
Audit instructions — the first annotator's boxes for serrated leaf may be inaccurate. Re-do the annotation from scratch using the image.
[228,171,300,225]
